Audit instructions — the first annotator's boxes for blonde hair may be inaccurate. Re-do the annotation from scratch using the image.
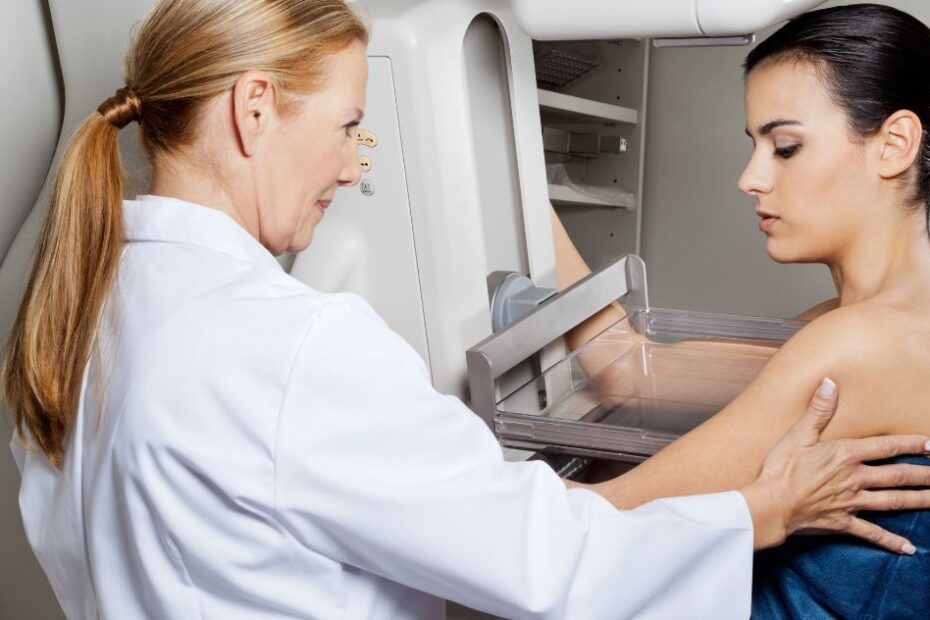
[1,0,368,468]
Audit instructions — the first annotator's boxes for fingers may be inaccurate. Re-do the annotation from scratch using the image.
[787,378,839,445]
[856,489,930,512]
[859,463,930,490]
[843,517,917,555]
[842,435,930,463]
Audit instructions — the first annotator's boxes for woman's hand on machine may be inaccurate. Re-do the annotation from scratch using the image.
[741,378,930,554]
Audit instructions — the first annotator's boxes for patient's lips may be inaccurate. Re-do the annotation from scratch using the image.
[316,199,332,214]
[756,208,779,233]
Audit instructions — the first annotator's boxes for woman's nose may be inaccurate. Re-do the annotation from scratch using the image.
[338,147,363,187]
[737,153,773,196]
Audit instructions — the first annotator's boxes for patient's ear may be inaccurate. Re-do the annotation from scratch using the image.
[875,110,922,180]
[232,70,274,157]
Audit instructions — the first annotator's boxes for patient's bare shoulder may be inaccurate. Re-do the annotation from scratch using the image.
[741,301,916,438]
[756,303,871,372]
[795,297,840,321]
[783,302,885,360]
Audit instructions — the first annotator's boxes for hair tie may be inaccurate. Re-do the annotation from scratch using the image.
[97,86,143,129]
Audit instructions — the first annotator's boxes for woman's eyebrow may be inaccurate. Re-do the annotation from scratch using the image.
[745,119,804,138]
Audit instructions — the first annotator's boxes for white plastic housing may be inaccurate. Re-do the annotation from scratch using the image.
[295,1,557,399]
[511,0,828,40]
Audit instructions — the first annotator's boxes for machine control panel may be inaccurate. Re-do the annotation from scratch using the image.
[357,128,379,148]
[357,129,377,189]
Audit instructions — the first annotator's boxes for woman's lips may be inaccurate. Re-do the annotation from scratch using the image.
[316,200,331,213]
[756,210,779,233]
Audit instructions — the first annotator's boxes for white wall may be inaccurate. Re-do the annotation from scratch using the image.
[639,28,830,318]
[640,0,930,318]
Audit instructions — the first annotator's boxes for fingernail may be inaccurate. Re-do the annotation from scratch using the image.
[817,377,836,398]
[925,440,930,453]
[903,542,917,556]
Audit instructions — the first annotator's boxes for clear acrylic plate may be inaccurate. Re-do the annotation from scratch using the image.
[494,308,805,461]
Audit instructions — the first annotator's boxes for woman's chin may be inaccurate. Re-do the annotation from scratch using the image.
[287,227,316,254]
[764,238,795,264]
[766,251,794,264]
[765,239,821,264]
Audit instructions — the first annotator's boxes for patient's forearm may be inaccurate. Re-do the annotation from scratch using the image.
[551,205,779,409]
[550,205,627,351]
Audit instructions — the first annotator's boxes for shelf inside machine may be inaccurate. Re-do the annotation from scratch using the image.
[548,183,636,210]
[537,88,639,125]
[493,308,806,462]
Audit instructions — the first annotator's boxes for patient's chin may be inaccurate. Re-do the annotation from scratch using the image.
[765,240,821,265]
[764,236,794,262]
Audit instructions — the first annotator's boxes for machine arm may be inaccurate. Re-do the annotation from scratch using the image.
[511,0,828,40]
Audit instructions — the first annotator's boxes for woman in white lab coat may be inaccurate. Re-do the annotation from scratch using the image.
[3,1,930,619]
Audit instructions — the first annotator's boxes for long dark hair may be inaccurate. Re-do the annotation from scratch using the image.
[745,3,930,214]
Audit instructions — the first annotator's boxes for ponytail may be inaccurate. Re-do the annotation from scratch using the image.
[1,88,140,468]
[1,0,367,469]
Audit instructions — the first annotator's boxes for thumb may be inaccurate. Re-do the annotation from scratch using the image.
[791,378,839,446]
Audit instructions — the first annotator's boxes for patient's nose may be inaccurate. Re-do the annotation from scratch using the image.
[738,154,773,196]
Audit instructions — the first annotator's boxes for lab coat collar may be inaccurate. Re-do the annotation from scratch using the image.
[124,195,283,271]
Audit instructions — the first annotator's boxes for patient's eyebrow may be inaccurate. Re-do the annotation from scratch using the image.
[745,119,803,138]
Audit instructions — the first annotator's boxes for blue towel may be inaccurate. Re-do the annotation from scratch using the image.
[752,455,930,620]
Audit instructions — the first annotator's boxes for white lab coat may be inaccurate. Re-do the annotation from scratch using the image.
[12,194,754,620]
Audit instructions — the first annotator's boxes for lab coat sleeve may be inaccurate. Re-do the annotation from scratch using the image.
[273,297,753,619]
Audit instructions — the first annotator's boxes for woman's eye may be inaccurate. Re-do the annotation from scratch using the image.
[774,144,801,159]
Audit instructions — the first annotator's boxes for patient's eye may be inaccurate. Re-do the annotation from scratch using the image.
[774,144,801,159]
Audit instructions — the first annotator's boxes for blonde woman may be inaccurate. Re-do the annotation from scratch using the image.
[4,1,930,618]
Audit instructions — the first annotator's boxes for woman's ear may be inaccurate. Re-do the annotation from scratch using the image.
[232,71,274,157]
[877,109,923,180]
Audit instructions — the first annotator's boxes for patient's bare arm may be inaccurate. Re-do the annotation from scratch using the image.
[551,205,628,352]
[551,204,780,406]
[737,379,930,553]
[574,379,930,554]
[593,306,924,507]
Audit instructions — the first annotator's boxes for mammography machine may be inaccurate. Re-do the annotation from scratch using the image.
[0,0,825,614]
[293,0,825,462]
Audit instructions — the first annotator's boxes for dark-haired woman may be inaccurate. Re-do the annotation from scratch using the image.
[556,4,930,617]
